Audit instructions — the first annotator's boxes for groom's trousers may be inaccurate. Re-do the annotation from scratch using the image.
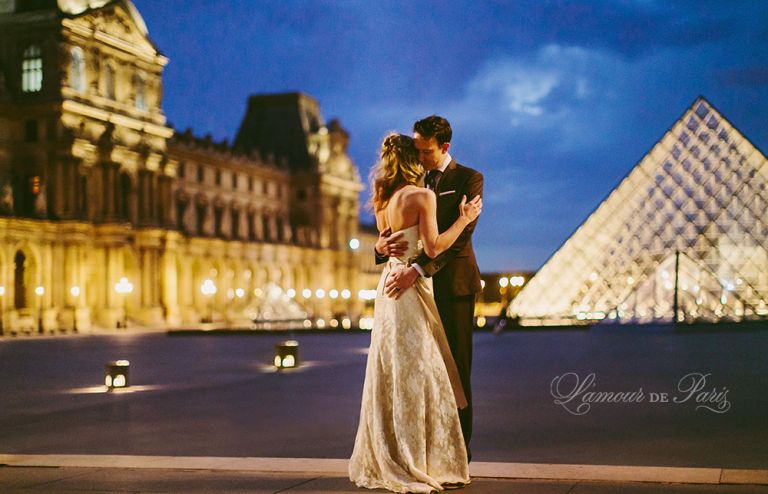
[435,293,475,462]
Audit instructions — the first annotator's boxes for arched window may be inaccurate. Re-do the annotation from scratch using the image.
[176,199,188,234]
[247,211,255,240]
[78,174,88,218]
[14,251,27,309]
[195,203,206,235]
[104,64,115,100]
[231,207,240,239]
[214,206,224,237]
[69,46,85,93]
[119,172,132,222]
[22,45,43,93]
[262,213,271,242]
[276,216,284,242]
[134,73,146,110]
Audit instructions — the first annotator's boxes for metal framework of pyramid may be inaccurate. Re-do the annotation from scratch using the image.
[508,97,768,325]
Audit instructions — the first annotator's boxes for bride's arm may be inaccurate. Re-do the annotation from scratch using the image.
[417,190,482,258]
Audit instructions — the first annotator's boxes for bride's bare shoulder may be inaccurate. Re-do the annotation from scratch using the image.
[405,186,435,204]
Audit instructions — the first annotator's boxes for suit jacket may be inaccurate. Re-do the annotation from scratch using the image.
[375,159,483,298]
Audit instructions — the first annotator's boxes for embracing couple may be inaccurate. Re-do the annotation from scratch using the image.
[349,116,484,493]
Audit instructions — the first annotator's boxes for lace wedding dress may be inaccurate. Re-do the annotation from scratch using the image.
[349,224,470,493]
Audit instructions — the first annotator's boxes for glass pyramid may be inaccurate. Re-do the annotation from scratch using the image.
[508,97,768,326]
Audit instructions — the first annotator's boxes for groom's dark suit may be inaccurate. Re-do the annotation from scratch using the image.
[376,159,483,459]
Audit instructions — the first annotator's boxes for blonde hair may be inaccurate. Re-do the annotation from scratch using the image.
[369,133,423,212]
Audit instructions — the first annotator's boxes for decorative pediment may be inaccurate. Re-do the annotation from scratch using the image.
[67,1,162,62]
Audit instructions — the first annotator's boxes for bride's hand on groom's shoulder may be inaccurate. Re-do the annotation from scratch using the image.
[459,195,482,225]
[375,228,408,257]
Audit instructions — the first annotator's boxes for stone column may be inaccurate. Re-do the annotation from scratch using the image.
[160,234,180,326]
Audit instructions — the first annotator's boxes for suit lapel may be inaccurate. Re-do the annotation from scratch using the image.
[435,159,458,196]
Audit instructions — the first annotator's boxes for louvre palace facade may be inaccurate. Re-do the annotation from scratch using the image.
[509,97,768,326]
[0,0,372,333]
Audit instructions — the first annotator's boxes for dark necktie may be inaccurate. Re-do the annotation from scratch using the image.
[425,170,443,190]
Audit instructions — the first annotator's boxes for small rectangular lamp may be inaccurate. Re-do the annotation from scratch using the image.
[105,360,130,389]
[274,340,299,369]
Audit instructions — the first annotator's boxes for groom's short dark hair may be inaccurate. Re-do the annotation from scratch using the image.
[413,116,452,146]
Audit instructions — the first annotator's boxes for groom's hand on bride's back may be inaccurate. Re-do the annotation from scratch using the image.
[384,265,419,299]
[374,228,408,258]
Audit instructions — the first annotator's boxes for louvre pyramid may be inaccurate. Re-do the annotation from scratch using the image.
[508,97,768,325]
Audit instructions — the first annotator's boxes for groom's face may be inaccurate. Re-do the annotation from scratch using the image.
[413,133,449,171]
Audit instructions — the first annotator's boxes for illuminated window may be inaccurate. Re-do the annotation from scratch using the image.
[30,176,41,195]
[22,45,43,92]
[68,46,86,93]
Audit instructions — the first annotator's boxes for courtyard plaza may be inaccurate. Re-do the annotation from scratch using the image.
[0,324,767,492]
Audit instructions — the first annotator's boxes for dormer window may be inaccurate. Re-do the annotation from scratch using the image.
[22,45,43,93]
[69,46,85,93]
[134,73,146,111]
[104,64,115,100]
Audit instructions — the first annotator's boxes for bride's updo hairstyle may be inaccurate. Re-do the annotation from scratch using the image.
[369,133,422,212]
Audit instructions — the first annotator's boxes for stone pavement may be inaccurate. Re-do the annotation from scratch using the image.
[0,455,767,493]
[2,327,768,492]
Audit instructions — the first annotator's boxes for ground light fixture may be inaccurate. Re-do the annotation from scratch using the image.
[274,340,299,369]
[105,360,130,389]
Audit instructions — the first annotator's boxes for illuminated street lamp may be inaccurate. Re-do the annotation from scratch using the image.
[35,285,44,333]
[200,278,217,323]
[114,277,133,329]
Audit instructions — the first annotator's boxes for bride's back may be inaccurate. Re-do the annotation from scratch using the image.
[380,185,424,233]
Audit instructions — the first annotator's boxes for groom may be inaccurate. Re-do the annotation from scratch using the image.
[375,115,483,461]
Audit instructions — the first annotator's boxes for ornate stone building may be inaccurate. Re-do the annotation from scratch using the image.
[0,0,368,334]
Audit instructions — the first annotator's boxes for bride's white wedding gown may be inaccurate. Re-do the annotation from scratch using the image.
[349,224,470,493]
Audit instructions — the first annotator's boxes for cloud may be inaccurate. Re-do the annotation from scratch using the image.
[445,44,626,151]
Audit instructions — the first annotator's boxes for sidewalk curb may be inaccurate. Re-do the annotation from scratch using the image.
[1,454,766,485]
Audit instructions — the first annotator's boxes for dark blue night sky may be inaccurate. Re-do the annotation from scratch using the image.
[131,0,768,272]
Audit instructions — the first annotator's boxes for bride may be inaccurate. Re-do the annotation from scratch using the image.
[349,133,482,493]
